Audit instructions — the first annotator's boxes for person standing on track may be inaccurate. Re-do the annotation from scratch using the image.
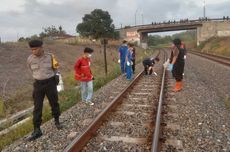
[168,38,185,92]
[171,40,187,75]
[118,40,128,76]
[27,39,62,141]
[74,47,94,106]
[125,43,134,80]
[130,43,136,74]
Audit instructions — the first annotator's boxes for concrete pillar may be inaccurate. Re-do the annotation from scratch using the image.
[196,22,217,46]
[140,32,148,49]
[196,27,201,46]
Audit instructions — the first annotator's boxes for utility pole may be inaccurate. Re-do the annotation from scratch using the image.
[135,9,138,25]
[101,39,108,75]
[141,12,144,24]
[203,0,206,18]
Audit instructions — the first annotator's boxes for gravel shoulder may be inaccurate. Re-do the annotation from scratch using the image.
[172,53,230,151]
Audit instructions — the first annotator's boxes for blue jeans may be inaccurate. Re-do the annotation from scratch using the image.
[120,60,125,74]
[80,81,93,102]
[126,64,133,80]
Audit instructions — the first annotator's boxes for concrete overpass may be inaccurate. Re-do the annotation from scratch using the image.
[118,18,230,48]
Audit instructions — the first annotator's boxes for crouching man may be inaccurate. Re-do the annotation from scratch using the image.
[142,57,160,75]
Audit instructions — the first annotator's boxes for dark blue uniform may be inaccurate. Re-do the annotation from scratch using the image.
[143,58,155,75]
[118,45,128,74]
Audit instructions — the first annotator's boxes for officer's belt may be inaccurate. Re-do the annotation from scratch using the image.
[35,76,55,84]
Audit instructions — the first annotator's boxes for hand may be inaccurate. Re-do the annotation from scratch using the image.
[163,62,168,68]
[168,64,173,71]
[81,74,85,77]
[118,59,120,63]
[163,59,169,68]
[127,61,130,66]
[184,55,187,59]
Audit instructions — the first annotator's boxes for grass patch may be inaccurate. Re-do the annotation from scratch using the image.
[197,37,216,50]
[0,119,33,149]
[197,36,230,57]
[4,86,33,116]
[0,98,5,118]
[149,44,170,49]
[224,97,230,111]
[221,48,230,57]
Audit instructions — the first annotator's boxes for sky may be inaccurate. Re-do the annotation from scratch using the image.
[0,0,229,41]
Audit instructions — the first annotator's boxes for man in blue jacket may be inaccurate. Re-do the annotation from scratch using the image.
[118,40,128,75]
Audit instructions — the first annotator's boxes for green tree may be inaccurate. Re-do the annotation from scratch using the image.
[147,35,172,46]
[39,25,66,38]
[18,37,26,42]
[76,9,116,39]
[30,34,40,40]
[172,30,196,42]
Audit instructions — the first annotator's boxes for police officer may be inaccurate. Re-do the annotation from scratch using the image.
[27,39,62,141]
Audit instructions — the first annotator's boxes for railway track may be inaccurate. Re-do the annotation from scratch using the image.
[189,50,230,67]
[64,51,167,152]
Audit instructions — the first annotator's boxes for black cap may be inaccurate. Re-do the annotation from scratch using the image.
[84,47,94,53]
[173,38,181,45]
[122,40,127,43]
[28,39,43,48]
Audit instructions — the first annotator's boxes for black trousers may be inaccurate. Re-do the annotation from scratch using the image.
[131,59,135,73]
[172,62,185,81]
[144,65,153,75]
[32,76,60,128]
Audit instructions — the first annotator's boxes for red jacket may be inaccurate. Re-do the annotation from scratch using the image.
[74,57,93,82]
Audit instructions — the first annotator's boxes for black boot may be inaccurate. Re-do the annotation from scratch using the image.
[55,118,63,130]
[27,128,42,141]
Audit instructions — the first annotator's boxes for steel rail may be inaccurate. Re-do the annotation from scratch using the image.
[189,51,230,67]
[63,71,144,152]
[151,50,167,152]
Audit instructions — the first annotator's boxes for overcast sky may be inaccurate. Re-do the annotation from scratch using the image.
[0,0,229,41]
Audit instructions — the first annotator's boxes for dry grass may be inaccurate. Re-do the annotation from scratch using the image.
[200,36,230,57]
[0,98,5,118]
[224,97,230,111]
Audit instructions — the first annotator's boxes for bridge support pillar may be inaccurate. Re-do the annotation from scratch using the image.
[140,32,148,49]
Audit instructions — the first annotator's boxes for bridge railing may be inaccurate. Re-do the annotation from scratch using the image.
[118,17,230,30]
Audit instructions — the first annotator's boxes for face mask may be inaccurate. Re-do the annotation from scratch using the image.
[88,54,92,58]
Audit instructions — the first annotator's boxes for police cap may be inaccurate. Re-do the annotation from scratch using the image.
[28,39,43,48]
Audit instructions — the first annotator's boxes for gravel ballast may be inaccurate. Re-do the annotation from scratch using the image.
[162,53,230,151]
